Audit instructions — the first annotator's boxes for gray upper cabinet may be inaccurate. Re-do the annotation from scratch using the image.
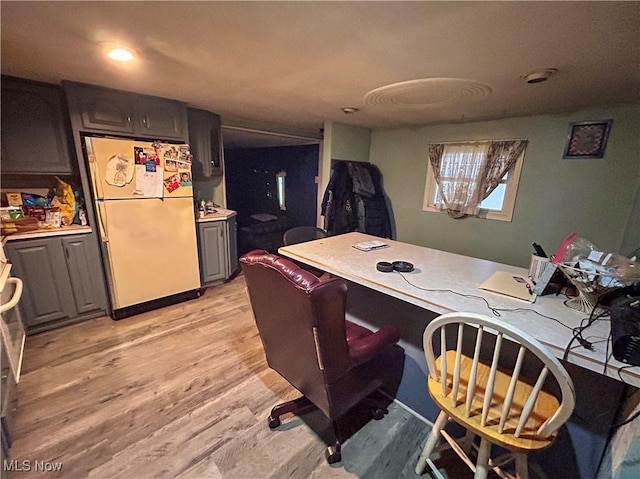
[188,108,223,178]
[1,76,74,175]
[73,84,136,134]
[137,96,188,140]
[64,81,188,141]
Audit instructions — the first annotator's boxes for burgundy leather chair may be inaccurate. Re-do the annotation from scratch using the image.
[240,250,404,464]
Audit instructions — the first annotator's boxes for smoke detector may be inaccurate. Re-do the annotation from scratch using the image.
[521,69,558,84]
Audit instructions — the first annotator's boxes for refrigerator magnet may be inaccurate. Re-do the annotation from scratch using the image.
[163,173,181,193]
[179,172,192,186]
[165,159,178,172]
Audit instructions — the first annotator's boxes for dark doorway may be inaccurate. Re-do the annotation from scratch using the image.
[225,144,320,254]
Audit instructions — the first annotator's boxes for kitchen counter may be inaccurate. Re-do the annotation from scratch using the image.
[196,208,237,222]
[2,225,93,242]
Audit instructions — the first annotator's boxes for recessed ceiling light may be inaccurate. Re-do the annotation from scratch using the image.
[341,107,359,114]
[521,68,558,84]
[107,47,135,62]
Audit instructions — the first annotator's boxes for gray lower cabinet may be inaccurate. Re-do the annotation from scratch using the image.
[197,216,238,285]
[1,76,74,175]
[5,235,107,333]
[64,81,188,141]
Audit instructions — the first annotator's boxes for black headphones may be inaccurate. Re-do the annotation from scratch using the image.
[376,261,414,273]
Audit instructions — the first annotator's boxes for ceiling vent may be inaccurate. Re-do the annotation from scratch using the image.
[364,78,492,110]
[521,68,558,84]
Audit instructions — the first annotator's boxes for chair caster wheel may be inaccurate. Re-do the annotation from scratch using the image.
[268,416,281,429]
[325,446,342,464]
[372,408,385,420]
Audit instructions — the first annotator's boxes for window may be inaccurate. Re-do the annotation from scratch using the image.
[422,141,526,221]
[276,171,286,210]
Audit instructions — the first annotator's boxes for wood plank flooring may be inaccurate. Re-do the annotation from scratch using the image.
[8,274,438,479]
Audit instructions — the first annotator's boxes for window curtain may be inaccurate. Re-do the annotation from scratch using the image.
[428,140,527,219]
[428,142,486,218]
[480,140,528,200]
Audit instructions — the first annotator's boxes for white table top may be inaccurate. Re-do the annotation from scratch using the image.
[280,232,639,387]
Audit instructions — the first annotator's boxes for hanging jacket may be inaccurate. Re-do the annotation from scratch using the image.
[361,164,392,238]
[321,161,358,235]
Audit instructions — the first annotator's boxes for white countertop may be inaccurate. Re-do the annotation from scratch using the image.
[2,225,93,242]
[196,209,236,222]
[280,232,640,387]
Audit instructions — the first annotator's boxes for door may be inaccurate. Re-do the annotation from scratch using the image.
[62,236,107,314]
[101,197,200,309]
[137,96,187,140]
[75,84,136,134]
[1,77,73,174]
[5,239,76,327]
[86,137,193,200]
[198,222,226,284]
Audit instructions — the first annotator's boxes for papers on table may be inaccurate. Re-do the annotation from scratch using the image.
[478,271,536,302]
[352,240,389,252]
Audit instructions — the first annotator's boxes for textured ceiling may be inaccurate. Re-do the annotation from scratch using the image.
[1,1,639,144]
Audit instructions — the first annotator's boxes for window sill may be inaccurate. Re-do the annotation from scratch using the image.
[422,205,513,222]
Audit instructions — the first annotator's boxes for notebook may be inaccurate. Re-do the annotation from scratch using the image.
[352,240,389,252]
[478,271,535,302]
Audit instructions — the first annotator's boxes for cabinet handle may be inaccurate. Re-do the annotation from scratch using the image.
[64,247,70,260]
[142,117,147,125]
[126,116,131,123]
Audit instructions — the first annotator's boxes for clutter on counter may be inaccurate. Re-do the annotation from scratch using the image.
[0,177,89,236]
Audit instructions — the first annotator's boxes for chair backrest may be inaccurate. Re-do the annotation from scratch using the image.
[283,226,327,246]
[423,312,575,443]
[240,250,351,411]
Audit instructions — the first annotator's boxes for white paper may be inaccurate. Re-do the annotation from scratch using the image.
[352,240,389,252]
[134,165,164,198]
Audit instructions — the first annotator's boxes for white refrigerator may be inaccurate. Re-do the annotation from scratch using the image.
[85,137,201,319]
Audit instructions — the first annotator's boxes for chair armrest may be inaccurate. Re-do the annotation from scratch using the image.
[348,324,400,367]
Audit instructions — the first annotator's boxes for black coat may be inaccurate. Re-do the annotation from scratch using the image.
[321,161,391,238]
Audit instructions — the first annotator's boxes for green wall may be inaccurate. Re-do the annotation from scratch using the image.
[369,104,640,268]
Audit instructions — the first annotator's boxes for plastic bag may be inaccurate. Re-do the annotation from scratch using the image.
[50,177,76,226]
[553,233,640,285]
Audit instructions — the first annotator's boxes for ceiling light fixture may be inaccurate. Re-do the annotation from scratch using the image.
[341,107,359,114]
[107,46,135,62]
[521,68,558,84]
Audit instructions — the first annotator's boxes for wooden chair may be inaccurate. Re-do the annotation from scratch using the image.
[283,226,328,276]
[415,312,575,479]
[283,226,327,246]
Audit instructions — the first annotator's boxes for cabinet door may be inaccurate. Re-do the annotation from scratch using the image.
[226,216,238,275]
[198,222,227,284]
[137,96,187,140]
[62,236,106,315]
[187,108,222,177]
[74,84,136,134]
[0,77,73,174]
[4,239,76,328]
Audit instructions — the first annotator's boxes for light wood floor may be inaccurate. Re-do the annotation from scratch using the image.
[9,274,437,479]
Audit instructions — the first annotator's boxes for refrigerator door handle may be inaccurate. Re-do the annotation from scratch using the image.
[96,202,109,242]
[89,159,104,200]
